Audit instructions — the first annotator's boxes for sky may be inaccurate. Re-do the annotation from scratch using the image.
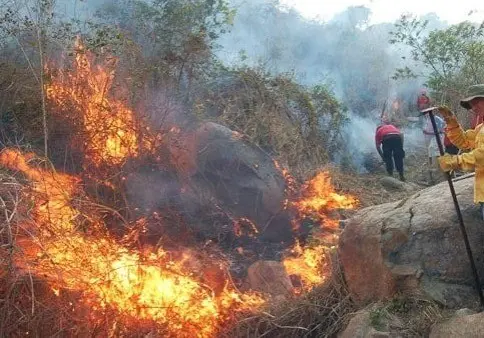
[280,0,484,25]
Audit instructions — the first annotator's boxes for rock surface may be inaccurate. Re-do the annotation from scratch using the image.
[379,176,419,192]
[430,312,484,337]
[338,310,390,338]
[246,260,293,297]
[189,122,292,242]
[126,122,293,243]
[339,176,484,308]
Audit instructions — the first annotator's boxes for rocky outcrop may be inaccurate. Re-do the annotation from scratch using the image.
[379,176,419,192]
[339,176,484,308]
[430,311,484,337]
[188,122,292,242]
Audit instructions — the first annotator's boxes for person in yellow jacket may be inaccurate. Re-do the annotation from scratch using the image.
[438,84,484,219]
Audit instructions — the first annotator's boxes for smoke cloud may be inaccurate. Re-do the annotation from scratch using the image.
[51,0,452,171]
[218,0,450,170]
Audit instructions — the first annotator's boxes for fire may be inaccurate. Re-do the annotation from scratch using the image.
[282,171,358,292]
[283,240,327,292]
[273,159,297,197]
[2,38,362,335]
[234,217,259,237]
[45,39,154,168]
[0,149,263,337]
[293,171,358,224]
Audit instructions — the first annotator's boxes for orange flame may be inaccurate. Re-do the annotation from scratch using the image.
[282,171,357,292]
[0,149,263,337]
[9,37,361,332]
[293,171,358,223]
[234,217,259,238]
[45,39,154,168]
[283,240,327,293]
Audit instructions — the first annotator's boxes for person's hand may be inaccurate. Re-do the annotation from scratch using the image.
[437,106,454,120]
[438,153,459,172]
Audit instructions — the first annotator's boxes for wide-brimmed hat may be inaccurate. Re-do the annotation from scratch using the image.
[460,84,484,109]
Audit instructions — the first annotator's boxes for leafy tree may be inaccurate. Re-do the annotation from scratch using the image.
[390,15,484,108]
[96,0,235,96]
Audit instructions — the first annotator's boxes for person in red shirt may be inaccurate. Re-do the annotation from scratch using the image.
[375,123,406,181]
[417,89,431,111]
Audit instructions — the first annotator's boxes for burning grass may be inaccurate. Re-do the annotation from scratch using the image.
[45,38,157,170]
[224,253,356,338]
[0,149,264,337]
[0,40,361,337]
[0,148,358,336]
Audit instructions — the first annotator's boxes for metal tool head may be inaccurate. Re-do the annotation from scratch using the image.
[419,106,439,115]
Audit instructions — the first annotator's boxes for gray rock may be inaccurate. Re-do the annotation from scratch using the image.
[379,176,420,193]
[189,122,293,242]
[339,176,484,308]
[127,122,293,243]
[455,308,476,317]
[338,310,391,338]
[380,176,405,190]
[430,312,484,337]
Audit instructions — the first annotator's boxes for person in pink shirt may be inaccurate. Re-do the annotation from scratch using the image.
[375,123,406,181]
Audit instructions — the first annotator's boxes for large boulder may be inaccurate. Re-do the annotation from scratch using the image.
[339,176,484,308]
[188,122,291,242]
[126,122,293,244]
[430,311,484,337]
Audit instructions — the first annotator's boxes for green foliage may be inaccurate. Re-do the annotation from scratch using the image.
[0,0,347,175]
[369,307,388,331]
[390,15,484,107]
[387,296,411,313]
[96,0,235,90]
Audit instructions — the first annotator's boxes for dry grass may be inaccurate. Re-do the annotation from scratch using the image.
[0,168,143,336]
[223,253,356,338]
[366,296,448,337]
[320,144,441,210]
[0,172,81,336]
[198,69,347,179]
[0,164,354,337]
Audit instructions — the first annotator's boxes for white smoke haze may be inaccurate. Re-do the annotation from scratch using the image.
[55,0,105,19]
[217,0,453,171]
[46,0,453,171]
[341,112,426,173]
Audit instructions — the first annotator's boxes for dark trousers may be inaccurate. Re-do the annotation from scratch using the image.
[382,134,405,175]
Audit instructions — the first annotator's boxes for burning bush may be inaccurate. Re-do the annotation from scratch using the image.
[195,69,348,177]
[0,40,358,336]
[0,148,265,337]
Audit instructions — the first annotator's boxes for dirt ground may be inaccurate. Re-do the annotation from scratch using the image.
[328,143,448,210]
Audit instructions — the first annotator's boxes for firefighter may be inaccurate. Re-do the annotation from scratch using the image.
[375,122,405,181]
[438,84,484,219]
[444,134,459,155]
[423,113,445,161]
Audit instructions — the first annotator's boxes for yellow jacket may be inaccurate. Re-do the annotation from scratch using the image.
[445,116,484,203]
